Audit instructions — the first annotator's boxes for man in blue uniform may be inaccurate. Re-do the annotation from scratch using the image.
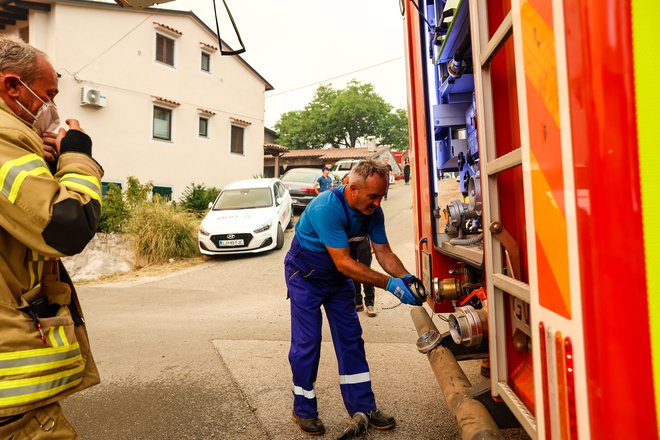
[314,165,333,194]
[285,160,425,435]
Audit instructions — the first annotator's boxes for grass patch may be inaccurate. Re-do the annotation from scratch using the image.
[127,202,200,265]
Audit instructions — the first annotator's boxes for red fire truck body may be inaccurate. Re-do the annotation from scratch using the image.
[402,0,658,438]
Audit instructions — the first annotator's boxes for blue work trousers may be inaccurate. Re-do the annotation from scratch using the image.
[285,238,376,419]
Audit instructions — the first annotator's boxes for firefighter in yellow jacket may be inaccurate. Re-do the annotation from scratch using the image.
[0,35,103,438]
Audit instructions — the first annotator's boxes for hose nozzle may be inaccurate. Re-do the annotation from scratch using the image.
[335,412,368,440]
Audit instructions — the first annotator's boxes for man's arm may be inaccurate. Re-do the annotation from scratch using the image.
[326,246,389,288]
[371,242,410,278]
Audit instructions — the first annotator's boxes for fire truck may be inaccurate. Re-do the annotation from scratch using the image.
[402,0,658,438]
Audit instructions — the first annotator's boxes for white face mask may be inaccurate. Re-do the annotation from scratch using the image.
[14,79,60,133]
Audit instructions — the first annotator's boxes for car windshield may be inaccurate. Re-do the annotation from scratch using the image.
[213,188,273,210]
[337,162,354,171]
[281,171,318,183]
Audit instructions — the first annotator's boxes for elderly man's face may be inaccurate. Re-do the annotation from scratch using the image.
[2,55,59,124]
[347,173,387,215]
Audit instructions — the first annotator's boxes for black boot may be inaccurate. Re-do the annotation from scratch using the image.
[292,411,326,436]
[367,409,396,430]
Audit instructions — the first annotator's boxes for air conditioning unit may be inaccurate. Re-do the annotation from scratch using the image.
[80,87,107,107]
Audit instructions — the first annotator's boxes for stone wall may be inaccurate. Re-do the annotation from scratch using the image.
[61,233,135,281]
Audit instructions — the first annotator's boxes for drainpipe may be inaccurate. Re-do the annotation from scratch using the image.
[411,306,503,440]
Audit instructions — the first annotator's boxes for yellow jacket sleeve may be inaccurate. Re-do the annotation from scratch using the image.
[0,127,104,258]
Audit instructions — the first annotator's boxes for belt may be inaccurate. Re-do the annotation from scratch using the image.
[0,412,25,427]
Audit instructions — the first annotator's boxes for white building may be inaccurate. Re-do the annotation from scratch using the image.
[0,0,273,200]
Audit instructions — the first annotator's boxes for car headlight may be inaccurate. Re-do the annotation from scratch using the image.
[253,219,272,234]
[199,226,210,236]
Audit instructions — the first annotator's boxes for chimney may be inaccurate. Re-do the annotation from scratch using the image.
[366,136,376,152]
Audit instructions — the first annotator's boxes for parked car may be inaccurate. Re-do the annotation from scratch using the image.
[331,159,361,180]
[198,178,293,255]
[280,168,339,211]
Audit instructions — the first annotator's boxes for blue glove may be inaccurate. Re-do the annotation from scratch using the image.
[386,275,425,305]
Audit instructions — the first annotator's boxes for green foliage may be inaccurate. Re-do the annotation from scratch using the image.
[127,202,199,264]
[125,176,153,209]
[274,80,408,150]
[178,183,220,215]
[97,183,129,233]
[379,108,410,150]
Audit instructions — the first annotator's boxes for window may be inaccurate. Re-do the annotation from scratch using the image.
[156,34,175,66]
[201,52,210,72]
[19,27,29,43]
[230,125,245,155]
[199,117,209,137]
[101,182,122,196]
[153,106,172,140]
[153,186,172,201]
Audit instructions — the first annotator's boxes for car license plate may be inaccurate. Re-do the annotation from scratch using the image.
[218,239,244,247]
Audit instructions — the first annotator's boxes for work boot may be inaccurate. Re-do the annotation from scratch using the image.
[368,409,396,430]
[355,302,364,312]
[366,305,377,317]
[291,411,326,436]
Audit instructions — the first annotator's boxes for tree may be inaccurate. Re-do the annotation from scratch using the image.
[275,80,408,150]
[379,108,409,150]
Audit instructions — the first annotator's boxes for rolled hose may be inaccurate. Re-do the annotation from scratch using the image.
[449,232,484,246]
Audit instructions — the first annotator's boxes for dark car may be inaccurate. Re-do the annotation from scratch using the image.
[280,168,339,211]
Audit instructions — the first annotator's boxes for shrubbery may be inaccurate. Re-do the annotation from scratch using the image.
[97,183,128,233]
[127,201,198,264]
[96,177,201,264]
[178,183,220,216]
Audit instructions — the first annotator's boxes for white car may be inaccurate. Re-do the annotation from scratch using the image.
[198,178,293,255]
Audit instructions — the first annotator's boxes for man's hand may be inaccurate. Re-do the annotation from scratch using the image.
[55,119,86,152]
[386,275,425,305]
[41,131,58,163]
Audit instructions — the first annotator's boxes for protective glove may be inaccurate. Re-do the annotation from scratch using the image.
[386,275,426,305]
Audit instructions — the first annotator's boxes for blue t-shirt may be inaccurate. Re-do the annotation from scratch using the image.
[295,185,387,252]
[315,175,333,192]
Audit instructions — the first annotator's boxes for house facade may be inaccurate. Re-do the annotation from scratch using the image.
[0,0,273,200]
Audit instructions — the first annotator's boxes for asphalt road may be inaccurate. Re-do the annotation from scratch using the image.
[63,182,529,440]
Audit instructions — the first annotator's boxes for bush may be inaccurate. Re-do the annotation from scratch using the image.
[125,176,153,209]
[179,183,220,215]
[98,183,129,233]
[127,202,199,264]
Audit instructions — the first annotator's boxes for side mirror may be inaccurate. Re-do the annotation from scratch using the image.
[276,197,283,206]
[208,202,213,209]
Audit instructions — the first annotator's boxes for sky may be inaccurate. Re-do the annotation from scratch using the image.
[151,0,410,129]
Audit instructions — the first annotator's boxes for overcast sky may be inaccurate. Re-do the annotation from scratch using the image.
[152,0,409,129]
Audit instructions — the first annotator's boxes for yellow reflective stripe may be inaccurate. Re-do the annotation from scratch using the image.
[7,166,51,204]
[60,173,101,189]
[0,154,45,190]
[633,0,660,427]
[0,353,82,377]
[60,180,102,203]
[0,365,84,407]
[28,251,44,290]
[47,326,66,348]
[0,342,80,361]
[0,343,82,379]
[48,327,58,348]
[58,326,69,346]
